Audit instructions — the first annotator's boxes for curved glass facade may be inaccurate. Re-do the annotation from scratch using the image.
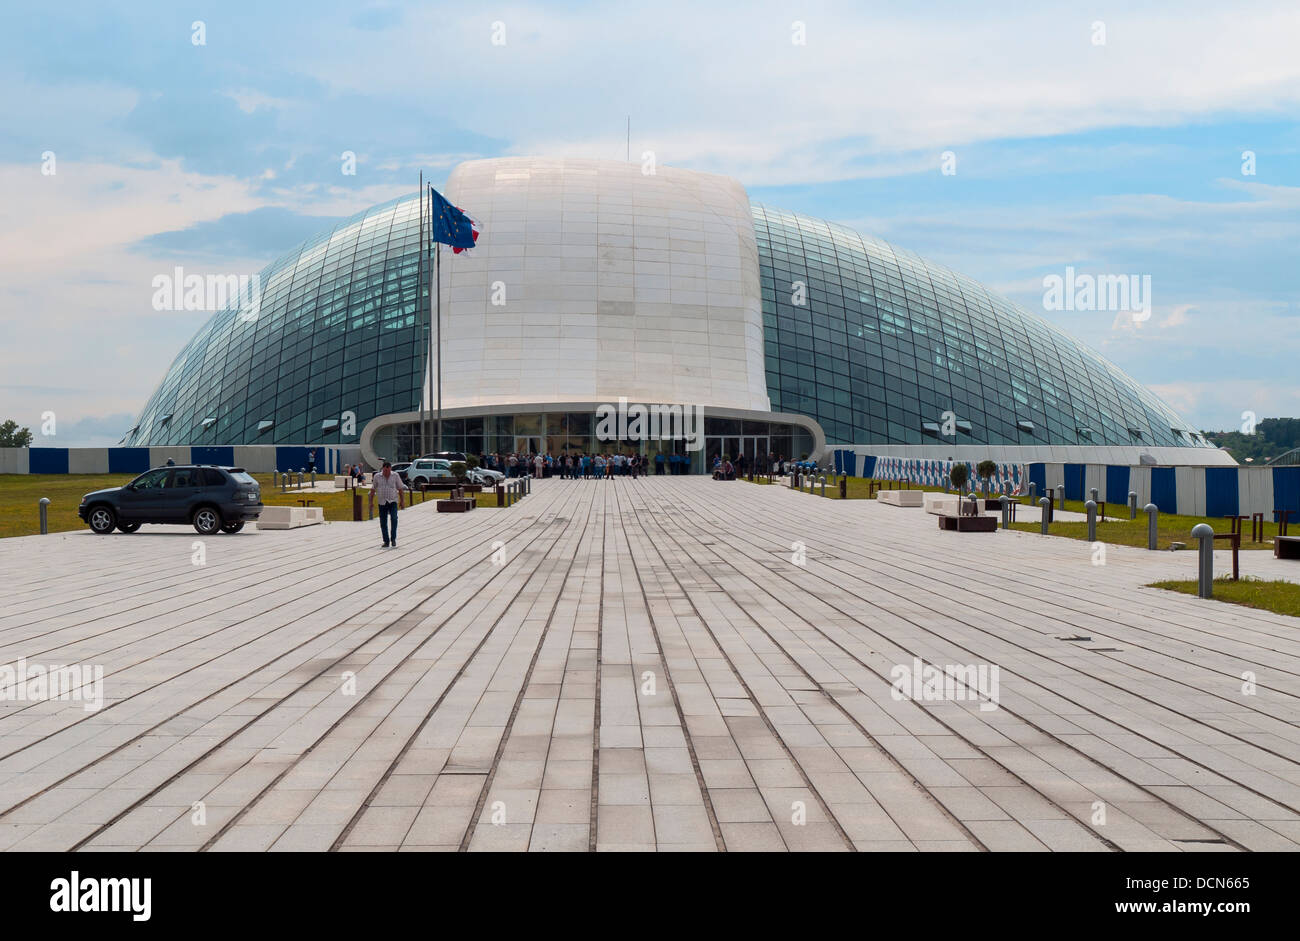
[753,203,1210,450]
[122,194,425,447]
[123,189,1212,457]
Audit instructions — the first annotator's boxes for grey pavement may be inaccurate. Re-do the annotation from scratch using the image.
[1,477,1297,852]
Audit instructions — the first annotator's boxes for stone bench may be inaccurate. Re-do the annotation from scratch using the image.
[924,493,962,515]
[256,505,324,530]
[877,489,924,507]
[1276,535,1300,560]
[938,513,998,532]
[437,497,476,513]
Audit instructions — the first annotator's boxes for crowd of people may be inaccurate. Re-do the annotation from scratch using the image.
[712,452,801,480]
[476,450,695,478]
[471,449,805,481]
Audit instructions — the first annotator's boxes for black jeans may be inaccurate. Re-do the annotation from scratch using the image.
[379,502,398,544]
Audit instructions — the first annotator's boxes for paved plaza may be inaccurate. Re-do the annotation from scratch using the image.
[1,478,1298,852]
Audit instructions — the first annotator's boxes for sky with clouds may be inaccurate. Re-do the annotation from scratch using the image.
[1,0,1297,446]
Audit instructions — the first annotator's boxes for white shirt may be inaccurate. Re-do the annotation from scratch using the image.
[371,470,407,505]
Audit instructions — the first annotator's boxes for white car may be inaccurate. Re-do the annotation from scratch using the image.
[468,466,505,487]
[406,458,455,487]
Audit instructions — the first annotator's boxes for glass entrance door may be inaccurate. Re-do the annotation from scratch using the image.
[742,436,770,470]
[514,435,544,456]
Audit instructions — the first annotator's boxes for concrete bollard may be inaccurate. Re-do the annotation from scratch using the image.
[1191,523,1215,598]
[1085,500,1098,542]
[1128,491,1138,520]
[1039,497,1050,534]
[999,495,1010,529]
[39,497,50,535]
[1145,503,1159,550]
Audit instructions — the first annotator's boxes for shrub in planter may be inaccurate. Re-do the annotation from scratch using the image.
[976,460,998,496]
[450,461,467,481]
[949,462,969,493]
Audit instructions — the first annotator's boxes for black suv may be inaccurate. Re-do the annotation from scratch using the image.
[78,465,263,535]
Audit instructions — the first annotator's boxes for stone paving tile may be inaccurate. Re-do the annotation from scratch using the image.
[1,478,1297,852]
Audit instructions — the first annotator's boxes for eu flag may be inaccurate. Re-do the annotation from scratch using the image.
[429,186,476,249]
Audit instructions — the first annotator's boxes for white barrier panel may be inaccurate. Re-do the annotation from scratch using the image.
[0,448,31,474]
[67,448,109,474]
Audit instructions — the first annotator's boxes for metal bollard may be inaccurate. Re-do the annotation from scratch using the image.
[1028,482,1037,501]
[1039,497,1051,534]
[1089,488,1099,504]
[1057,485,1066,510]
[297,472,303,489]
[818,475,826,498]
[1191,523,1215,598]
[311,471,316,488]
[39,497,50,535]
[1085,500,1098,542]
[840,475,847,499]
[999,495,1010,529]
[1144,503,1159,550]
[1128,491,1138,520]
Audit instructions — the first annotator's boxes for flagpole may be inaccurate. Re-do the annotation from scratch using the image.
[417,172,425,458]
[435,237,442,452]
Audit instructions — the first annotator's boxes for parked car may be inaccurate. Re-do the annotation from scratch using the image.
[467,466,505,487]
[391,461,412,483]
[419,451,467,463]
[405,458,455,487]
[78,465,263,535]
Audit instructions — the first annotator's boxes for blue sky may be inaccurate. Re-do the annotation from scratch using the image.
[1,0,1297,445]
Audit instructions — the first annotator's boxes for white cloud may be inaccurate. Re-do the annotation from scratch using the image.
[277,1,1300,186]
[224,88,292,114]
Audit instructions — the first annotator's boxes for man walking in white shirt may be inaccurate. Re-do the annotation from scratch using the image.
[368,460,408,548]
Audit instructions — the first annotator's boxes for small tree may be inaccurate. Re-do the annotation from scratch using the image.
[977,460,998,496]
[450,461,467,481]
[948,462,969,494]
[0,419,33,448]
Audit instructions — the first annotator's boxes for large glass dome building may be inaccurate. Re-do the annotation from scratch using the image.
[122,157,1224,469]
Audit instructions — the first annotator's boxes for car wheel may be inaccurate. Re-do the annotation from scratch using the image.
[116,522,141,533]
[193,506,222,535]
[87,506,116,534]
[220,521,244,534]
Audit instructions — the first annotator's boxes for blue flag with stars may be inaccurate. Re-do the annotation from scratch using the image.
[429,185,476,250]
